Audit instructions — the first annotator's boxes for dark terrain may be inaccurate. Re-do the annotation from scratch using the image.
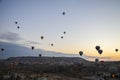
[0,57,120,80]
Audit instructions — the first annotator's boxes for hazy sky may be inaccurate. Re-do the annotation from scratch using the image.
[0,0,120,61]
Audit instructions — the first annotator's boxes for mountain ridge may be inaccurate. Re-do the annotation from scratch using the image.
[0,41,80,59]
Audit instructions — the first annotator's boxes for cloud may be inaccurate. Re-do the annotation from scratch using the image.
[25,40,41,45]
[0,32,23,42]
[0,41,79,59]
[0,32,42,49]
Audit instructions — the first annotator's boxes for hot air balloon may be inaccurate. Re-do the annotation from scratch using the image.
[41,36,44,40]
[61,36,63,39]
[39,54,42,57]
[63,31,66,34]
[51,44,54,46]
[1,48,4,51]
[31,46,34,50]
[79,51,83,56]
[15,21,18,24]
[95,46,100,51]
[95,58,99,63]
[98,49,103,55]
[62,12,65,15]
[115,49,118,52]
[17,26,20,29]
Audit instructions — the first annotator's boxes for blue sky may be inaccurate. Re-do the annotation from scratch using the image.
[0,0,120,61]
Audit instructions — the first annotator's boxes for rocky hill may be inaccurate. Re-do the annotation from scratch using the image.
[3,56,88,65]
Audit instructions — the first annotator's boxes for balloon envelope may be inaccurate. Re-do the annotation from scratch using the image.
[98,49,103,55]
[50,44,53,46]
[15,21,18,24]
[95,46,100,51]
[17,26,20,29]
[115,49,118,52]
[41,36,44,40]
[62,12,65,15]
[95,58,99,63]
[1,48,4,51]
[61,36,63,39]
[31,46,34,50]
[39,54,42,57]
[79,51,83,56]
[63,32,66,34]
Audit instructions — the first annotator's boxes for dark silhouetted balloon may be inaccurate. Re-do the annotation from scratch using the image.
[17,26,20,29]
[95,46,100,51]
[95,58,99,63]
[115,49,118,52]
[51,44,54,46]
[1,48,4,51]
[15,21,18,24]
[41,36,44,40]
[98,49,103,55]
[31,46,34,50]
[39,54,42,57]
[61,36,63,39]
[63,32,66,34]
[62,12,65,15]
[79,51,83,56]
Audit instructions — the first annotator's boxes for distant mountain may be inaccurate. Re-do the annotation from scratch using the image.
[4,56,88,64]
[0,41,80,59]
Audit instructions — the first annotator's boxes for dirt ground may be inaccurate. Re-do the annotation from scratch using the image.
[39,73,93,80]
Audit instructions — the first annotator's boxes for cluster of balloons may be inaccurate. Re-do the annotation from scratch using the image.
[62,12,65,40]
[95,46,103,55]
[78,47,119,57]
[61,31,66,39]
[15,21,20,29]
[29,12,66,50]
[14,12,67,50]
[4,12,118,58]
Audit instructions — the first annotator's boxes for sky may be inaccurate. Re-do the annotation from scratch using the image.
[0,0,120,61]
